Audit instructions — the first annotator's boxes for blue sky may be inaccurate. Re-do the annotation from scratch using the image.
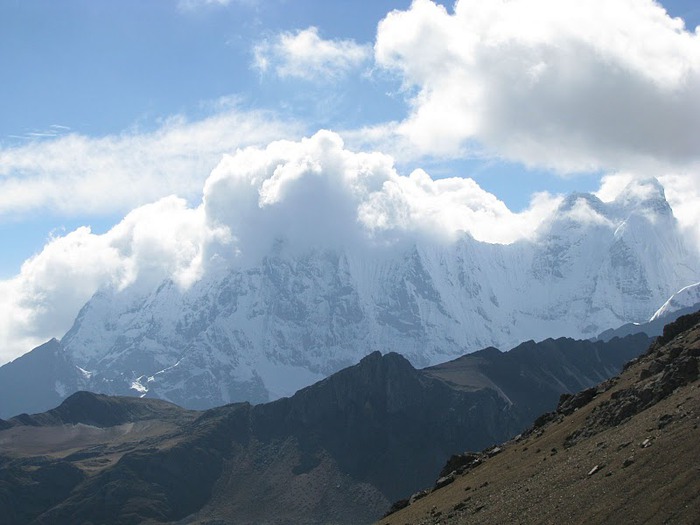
[1,0,699,361]
[2,0,692,275]
[0,0,415,276]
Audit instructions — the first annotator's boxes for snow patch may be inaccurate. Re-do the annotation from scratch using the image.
[130,377,149,397]
[76,366,93,379]
[54,380,67,397]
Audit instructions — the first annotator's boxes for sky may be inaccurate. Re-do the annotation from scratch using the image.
[0,0,699,363]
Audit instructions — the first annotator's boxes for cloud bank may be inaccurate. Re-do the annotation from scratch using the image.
[374,0,700,172]
[0,131,562,364]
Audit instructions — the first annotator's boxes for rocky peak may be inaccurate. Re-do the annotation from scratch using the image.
[558,192,608,216]
[613,177,673,218]
[273,350,423,423]
[0,338,80,419]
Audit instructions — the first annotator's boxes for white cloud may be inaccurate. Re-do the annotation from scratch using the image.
[660,173,700,255]
[0,130,562,364]
[253,27,371,81]
[356,169,562,244]
[0,196,229,364]
[595,173,638,203]
[374,0,700,172]
[0,106,298,219]
[564,198,613,227]
[203,131,560,255]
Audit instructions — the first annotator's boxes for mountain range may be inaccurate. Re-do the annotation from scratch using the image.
[0,178,697,417]
[0,331,652,524]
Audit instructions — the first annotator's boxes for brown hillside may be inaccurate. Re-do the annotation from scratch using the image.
[379,312,700,525]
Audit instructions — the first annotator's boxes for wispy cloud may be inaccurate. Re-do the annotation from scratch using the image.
[7,124,72,142]
[0,106,299,219]
[253,27,371,81]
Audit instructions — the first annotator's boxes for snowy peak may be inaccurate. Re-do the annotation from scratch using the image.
[557,192,609,219]
[544,178,672,238]
[610,178,675,227]
[651,282,700,321]
[613,177,673,218]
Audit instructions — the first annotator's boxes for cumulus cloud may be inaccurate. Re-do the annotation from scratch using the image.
[0,106,297,219]
[253,27,371,81]
[0,196,229,364]
[203,131,561,255]
[657,173,700,253]
[374,0,700,172]
[0,131,562,364]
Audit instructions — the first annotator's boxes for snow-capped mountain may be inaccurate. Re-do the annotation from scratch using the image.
[651,282,700,321]
[50,178,697,408]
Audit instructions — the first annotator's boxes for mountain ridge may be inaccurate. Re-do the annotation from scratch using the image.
[0,333,652,524]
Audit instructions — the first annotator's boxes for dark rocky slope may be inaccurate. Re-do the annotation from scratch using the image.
[0,334,651,525]
[424,334,649,425]
[380,311,700,525]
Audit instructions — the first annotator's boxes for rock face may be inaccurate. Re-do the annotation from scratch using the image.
[423,334,651,425]
[0,339,79,419]
[15,179,696,409]
[380,310,700,525]
[0,333,650,524]
[567,311,700,446]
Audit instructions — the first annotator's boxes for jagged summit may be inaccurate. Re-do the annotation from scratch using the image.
[613,177,673,217]
[544,178,672,237]
[557,191,607,216]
